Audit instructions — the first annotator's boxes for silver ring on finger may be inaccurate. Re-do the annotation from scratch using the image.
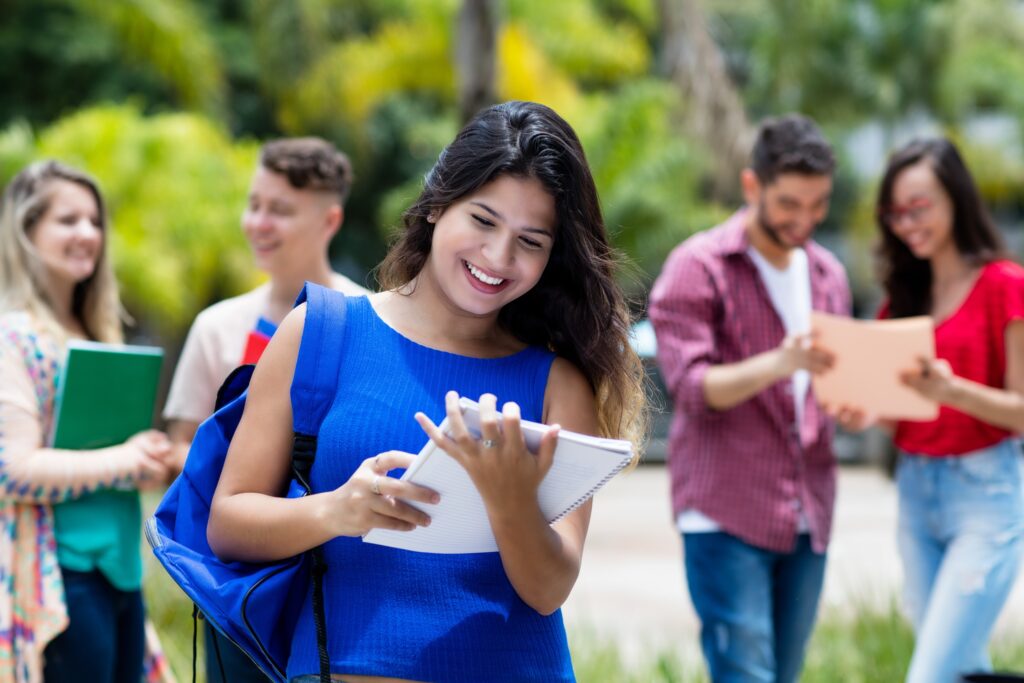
[371,475,383,496]
[481,438,497,449]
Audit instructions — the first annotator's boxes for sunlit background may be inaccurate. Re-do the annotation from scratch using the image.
[7,0,1024,346]
[7,1,1024,679]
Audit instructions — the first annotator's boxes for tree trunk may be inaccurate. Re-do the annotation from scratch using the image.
[659,0,753,202]
[456,0,498,125]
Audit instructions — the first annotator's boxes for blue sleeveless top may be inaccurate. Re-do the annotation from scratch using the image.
[286,296,575,683]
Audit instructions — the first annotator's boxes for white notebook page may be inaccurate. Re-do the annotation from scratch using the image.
[362,398,632,554]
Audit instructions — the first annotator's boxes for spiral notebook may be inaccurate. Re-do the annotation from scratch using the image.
[362,398,633,554]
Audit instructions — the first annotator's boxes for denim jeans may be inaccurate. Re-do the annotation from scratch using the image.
[42,569,145,683]
[683,531,826,683]
[898,439,1024,683]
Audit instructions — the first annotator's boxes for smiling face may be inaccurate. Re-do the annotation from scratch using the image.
[744,170,833,251]
[241,166,340,277]
[885,160,956,260]
[28,180,103,291]
[423,174,557,318]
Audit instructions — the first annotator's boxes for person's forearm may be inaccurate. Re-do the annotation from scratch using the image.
[0,445,140,503]
[944,378,1024,433]
[208,492,339,563]
[487,500,583,615]
[703,348,787,411]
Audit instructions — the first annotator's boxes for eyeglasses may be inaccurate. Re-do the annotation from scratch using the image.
[880,197,934,226]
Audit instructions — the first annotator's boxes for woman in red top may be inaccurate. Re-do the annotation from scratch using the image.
[875,138,1024,683]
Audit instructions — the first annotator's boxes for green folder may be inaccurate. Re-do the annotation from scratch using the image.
[51,340,164,450]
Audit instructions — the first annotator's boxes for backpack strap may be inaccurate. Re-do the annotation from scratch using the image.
[290,282,347,439]
[288,281,346,683]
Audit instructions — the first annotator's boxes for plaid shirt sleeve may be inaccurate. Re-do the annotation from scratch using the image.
[649,243,722,418]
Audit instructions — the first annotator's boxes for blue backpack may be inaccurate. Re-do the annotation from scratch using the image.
[147,283,344,683]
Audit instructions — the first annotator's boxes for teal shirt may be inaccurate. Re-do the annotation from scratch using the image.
[54,489,142,590]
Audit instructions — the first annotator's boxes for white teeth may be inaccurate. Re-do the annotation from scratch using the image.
[465,261,504,286]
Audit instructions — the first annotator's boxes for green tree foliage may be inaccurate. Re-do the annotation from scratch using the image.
[508,0,651,87]
[0,0,226,126]
[577,81,725,293]
[0,105,260,340]
[273,0,722,291]
[63,0,227,116]
[8,0,1024,332]
[935,0,1024,123]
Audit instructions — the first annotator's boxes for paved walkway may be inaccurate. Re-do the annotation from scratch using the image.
[562,464,1024,664]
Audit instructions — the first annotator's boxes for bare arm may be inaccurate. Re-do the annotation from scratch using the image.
[207,305,437,563]
[704,333,835,411]
[650,251,833,414]
[499,359,596,615]
[0,341,168,501]
[902,320,1024,433]
[416,359,598,615]
[0,438,169,503]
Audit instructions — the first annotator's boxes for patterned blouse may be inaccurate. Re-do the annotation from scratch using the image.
[0,312,167,683]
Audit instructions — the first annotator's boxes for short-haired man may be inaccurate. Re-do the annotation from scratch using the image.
[163,137,368,682]
[649,115,851,683]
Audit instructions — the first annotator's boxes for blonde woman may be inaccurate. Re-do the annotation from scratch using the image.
[0,161,172,683]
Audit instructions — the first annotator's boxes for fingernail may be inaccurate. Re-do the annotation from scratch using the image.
[431,494,441,504]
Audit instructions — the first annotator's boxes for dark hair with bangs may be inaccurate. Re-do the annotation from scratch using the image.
[377,100,645,446]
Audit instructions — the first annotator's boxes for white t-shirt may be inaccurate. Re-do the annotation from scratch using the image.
[747,246,812,424]
[677,247,812,535]
[163,274,367,424]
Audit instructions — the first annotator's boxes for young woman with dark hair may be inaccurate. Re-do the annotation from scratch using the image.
[874,137,1024,683]
[208,101,646,683]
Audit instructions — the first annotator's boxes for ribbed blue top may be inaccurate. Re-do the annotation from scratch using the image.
[286,296,573,682]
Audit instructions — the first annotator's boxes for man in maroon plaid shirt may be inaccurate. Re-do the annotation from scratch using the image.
[649,115,851,683]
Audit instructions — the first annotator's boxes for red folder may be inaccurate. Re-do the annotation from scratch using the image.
[240,330,271,365]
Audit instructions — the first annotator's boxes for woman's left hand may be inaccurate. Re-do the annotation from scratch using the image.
[415,391,560,515]
[901,356,957,404]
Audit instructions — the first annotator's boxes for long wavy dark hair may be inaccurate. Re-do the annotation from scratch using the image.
[377,101,645,446]
[876,137,1006,318]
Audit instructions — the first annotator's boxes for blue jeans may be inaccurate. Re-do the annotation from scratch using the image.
[898,440,1024,683]
[43,569,145,683]
[683,531,826,683]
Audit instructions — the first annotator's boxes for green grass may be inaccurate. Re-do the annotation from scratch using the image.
[140,500,1024,683]
[567,604,1024,683]
[144,556,1024,683]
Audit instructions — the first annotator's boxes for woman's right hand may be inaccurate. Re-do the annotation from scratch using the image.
[326,451,439,537]
[123,430,172,490]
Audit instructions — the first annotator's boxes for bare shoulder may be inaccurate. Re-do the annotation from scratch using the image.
[543,357,598,435]
[247,303,305,394]
[217,304,306,497]
[276,302,307,341]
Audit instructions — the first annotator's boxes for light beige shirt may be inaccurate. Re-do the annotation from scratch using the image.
[163,274,368,423]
